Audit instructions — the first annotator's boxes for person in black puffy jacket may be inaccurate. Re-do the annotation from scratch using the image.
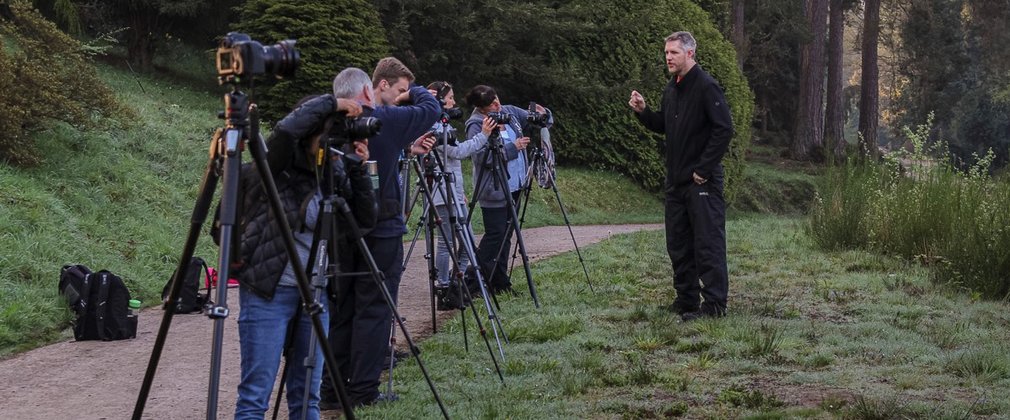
[233,86,375,420]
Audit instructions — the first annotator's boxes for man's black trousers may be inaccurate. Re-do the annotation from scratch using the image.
[665,178,728,311]
[322,235,403,406]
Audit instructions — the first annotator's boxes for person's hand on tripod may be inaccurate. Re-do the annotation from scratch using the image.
[515,136,530,151]
[336,98,363,117]
[410,132,436,155]
[353,139,370,162]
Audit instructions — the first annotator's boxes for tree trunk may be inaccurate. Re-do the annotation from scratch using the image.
[825,0,847,162]
[731,0,746,71]
[858,0,881,160]
[792,0,829,161]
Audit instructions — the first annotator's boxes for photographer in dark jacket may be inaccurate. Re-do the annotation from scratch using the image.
[233,88,375,420]
[629,31,734,322]
[324,59,439,409]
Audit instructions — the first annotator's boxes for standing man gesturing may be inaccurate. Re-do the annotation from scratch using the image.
[629,31,733,322]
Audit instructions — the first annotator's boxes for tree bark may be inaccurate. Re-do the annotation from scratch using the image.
[731,0,746,71]
[858,0,881,160]
[792,0,829,161]
[825,0,847,162]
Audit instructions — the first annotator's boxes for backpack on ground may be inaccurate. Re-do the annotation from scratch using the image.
[161,257,212,314]
[58,264,137,341]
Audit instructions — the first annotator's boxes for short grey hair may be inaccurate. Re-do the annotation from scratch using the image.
[332,67,373,100]
[665,31,697,53]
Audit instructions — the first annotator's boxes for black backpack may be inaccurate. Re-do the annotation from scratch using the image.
[161,257,212,314]
[58,264,136,341]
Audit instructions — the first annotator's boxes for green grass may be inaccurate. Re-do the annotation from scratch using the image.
[0,64,662,357]
[359,214,1010,419]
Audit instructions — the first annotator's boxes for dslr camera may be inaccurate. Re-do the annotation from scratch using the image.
[527,102,549,127]
[216,32,300,82]
[487,111,511,125]
[329,115,382,147]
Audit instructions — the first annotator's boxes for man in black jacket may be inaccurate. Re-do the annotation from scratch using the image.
[629,31,734,322]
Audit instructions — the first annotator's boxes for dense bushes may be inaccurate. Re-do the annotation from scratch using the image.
[233,0,390,122]
[0,1,124,166]
[810,117,1010,298]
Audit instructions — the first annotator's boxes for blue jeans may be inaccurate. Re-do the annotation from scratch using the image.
[236,285,329,420]
[435,204,471,287]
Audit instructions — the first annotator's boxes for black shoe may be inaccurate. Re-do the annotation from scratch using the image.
[319,398,343,411]
[662,301,700,315]
[680,305,726,322]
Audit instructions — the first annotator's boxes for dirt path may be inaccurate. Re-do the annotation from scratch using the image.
[0,224,661,419]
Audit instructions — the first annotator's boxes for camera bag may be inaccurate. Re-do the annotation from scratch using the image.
[161,257,213,314]
[59,264,136,341]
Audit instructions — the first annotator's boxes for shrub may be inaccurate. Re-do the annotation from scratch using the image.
[0,1,124,166]
[233,0,390,122]
[810,115,1010,299]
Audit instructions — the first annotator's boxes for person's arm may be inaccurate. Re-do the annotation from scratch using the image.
[693,84,734,180]
[382,85,442,149]
[630,90,665,134]
[264,94,337,175]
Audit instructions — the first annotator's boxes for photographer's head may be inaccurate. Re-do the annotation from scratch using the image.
[466,85,501,114]
[333,67,374,106]
[427,81,455,109]
[372,57,414,106]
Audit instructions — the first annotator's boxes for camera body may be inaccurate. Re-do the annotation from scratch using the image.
[216,32,300,82]
[443,107,464,120]
[487,111,511,125]
[329,115,382,147]
[527,101,549,127]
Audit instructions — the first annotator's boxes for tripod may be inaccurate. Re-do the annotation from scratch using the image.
[512,126,594,292]
[132,85,355,419]
[466,124,541,308]
[272,138,449,419]
[401,129,507,380]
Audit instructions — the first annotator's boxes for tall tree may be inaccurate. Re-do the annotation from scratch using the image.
[858,0,881,159]
[103,0,207,71]
[824,0,852,161]
[730,0,745,70]
[792,0,828,160]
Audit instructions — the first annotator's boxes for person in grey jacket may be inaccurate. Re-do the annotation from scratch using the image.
[464,85,553,294]
[424,81,495,309]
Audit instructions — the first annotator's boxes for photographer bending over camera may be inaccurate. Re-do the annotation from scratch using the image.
[233,91,373,420]
[465,85,553,295]
[324,58,440,409]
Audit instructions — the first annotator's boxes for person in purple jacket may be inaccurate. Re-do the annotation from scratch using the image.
[322,59,440,408]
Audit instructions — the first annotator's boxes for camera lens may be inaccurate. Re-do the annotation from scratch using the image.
[346,117,382,139]
[262,40,300,78]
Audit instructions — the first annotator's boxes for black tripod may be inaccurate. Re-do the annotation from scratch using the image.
[512,126,594,292]
[465,124,541,308]
[272,138,450,419]
[401,135,506,380]
[132,85,356,419]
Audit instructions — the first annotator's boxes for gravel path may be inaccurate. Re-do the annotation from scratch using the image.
[0,223,661,419]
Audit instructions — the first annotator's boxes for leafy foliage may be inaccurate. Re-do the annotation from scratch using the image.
[234,0,390,122]
[0,1,125,166]
[377,0,753,199]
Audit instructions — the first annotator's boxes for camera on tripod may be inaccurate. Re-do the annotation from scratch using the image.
[328,114,382,146]
[216,32,300,82]
[487,111,511,125]
[526,101,549,127]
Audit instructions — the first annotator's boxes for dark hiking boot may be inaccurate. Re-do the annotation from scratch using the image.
[680,304,726,322]
[662,301,700,315]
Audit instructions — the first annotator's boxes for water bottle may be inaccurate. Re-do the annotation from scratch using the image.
[127,299,141,338]
[365,160,379,191]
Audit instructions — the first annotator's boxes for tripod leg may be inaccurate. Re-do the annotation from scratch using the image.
[551,181,594,292]
[133,144,221,420]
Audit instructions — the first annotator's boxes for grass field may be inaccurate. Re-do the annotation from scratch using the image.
[361,214,1010,419]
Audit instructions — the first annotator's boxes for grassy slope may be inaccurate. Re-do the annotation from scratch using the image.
[364,214,1010,419]
[0,65,663,357]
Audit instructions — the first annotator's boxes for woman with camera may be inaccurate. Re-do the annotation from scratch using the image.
[464,85,552,294]
[424,81,496,309]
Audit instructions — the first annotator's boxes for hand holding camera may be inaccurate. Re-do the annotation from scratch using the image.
[481,116,498,137]
[410,131,436,155]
